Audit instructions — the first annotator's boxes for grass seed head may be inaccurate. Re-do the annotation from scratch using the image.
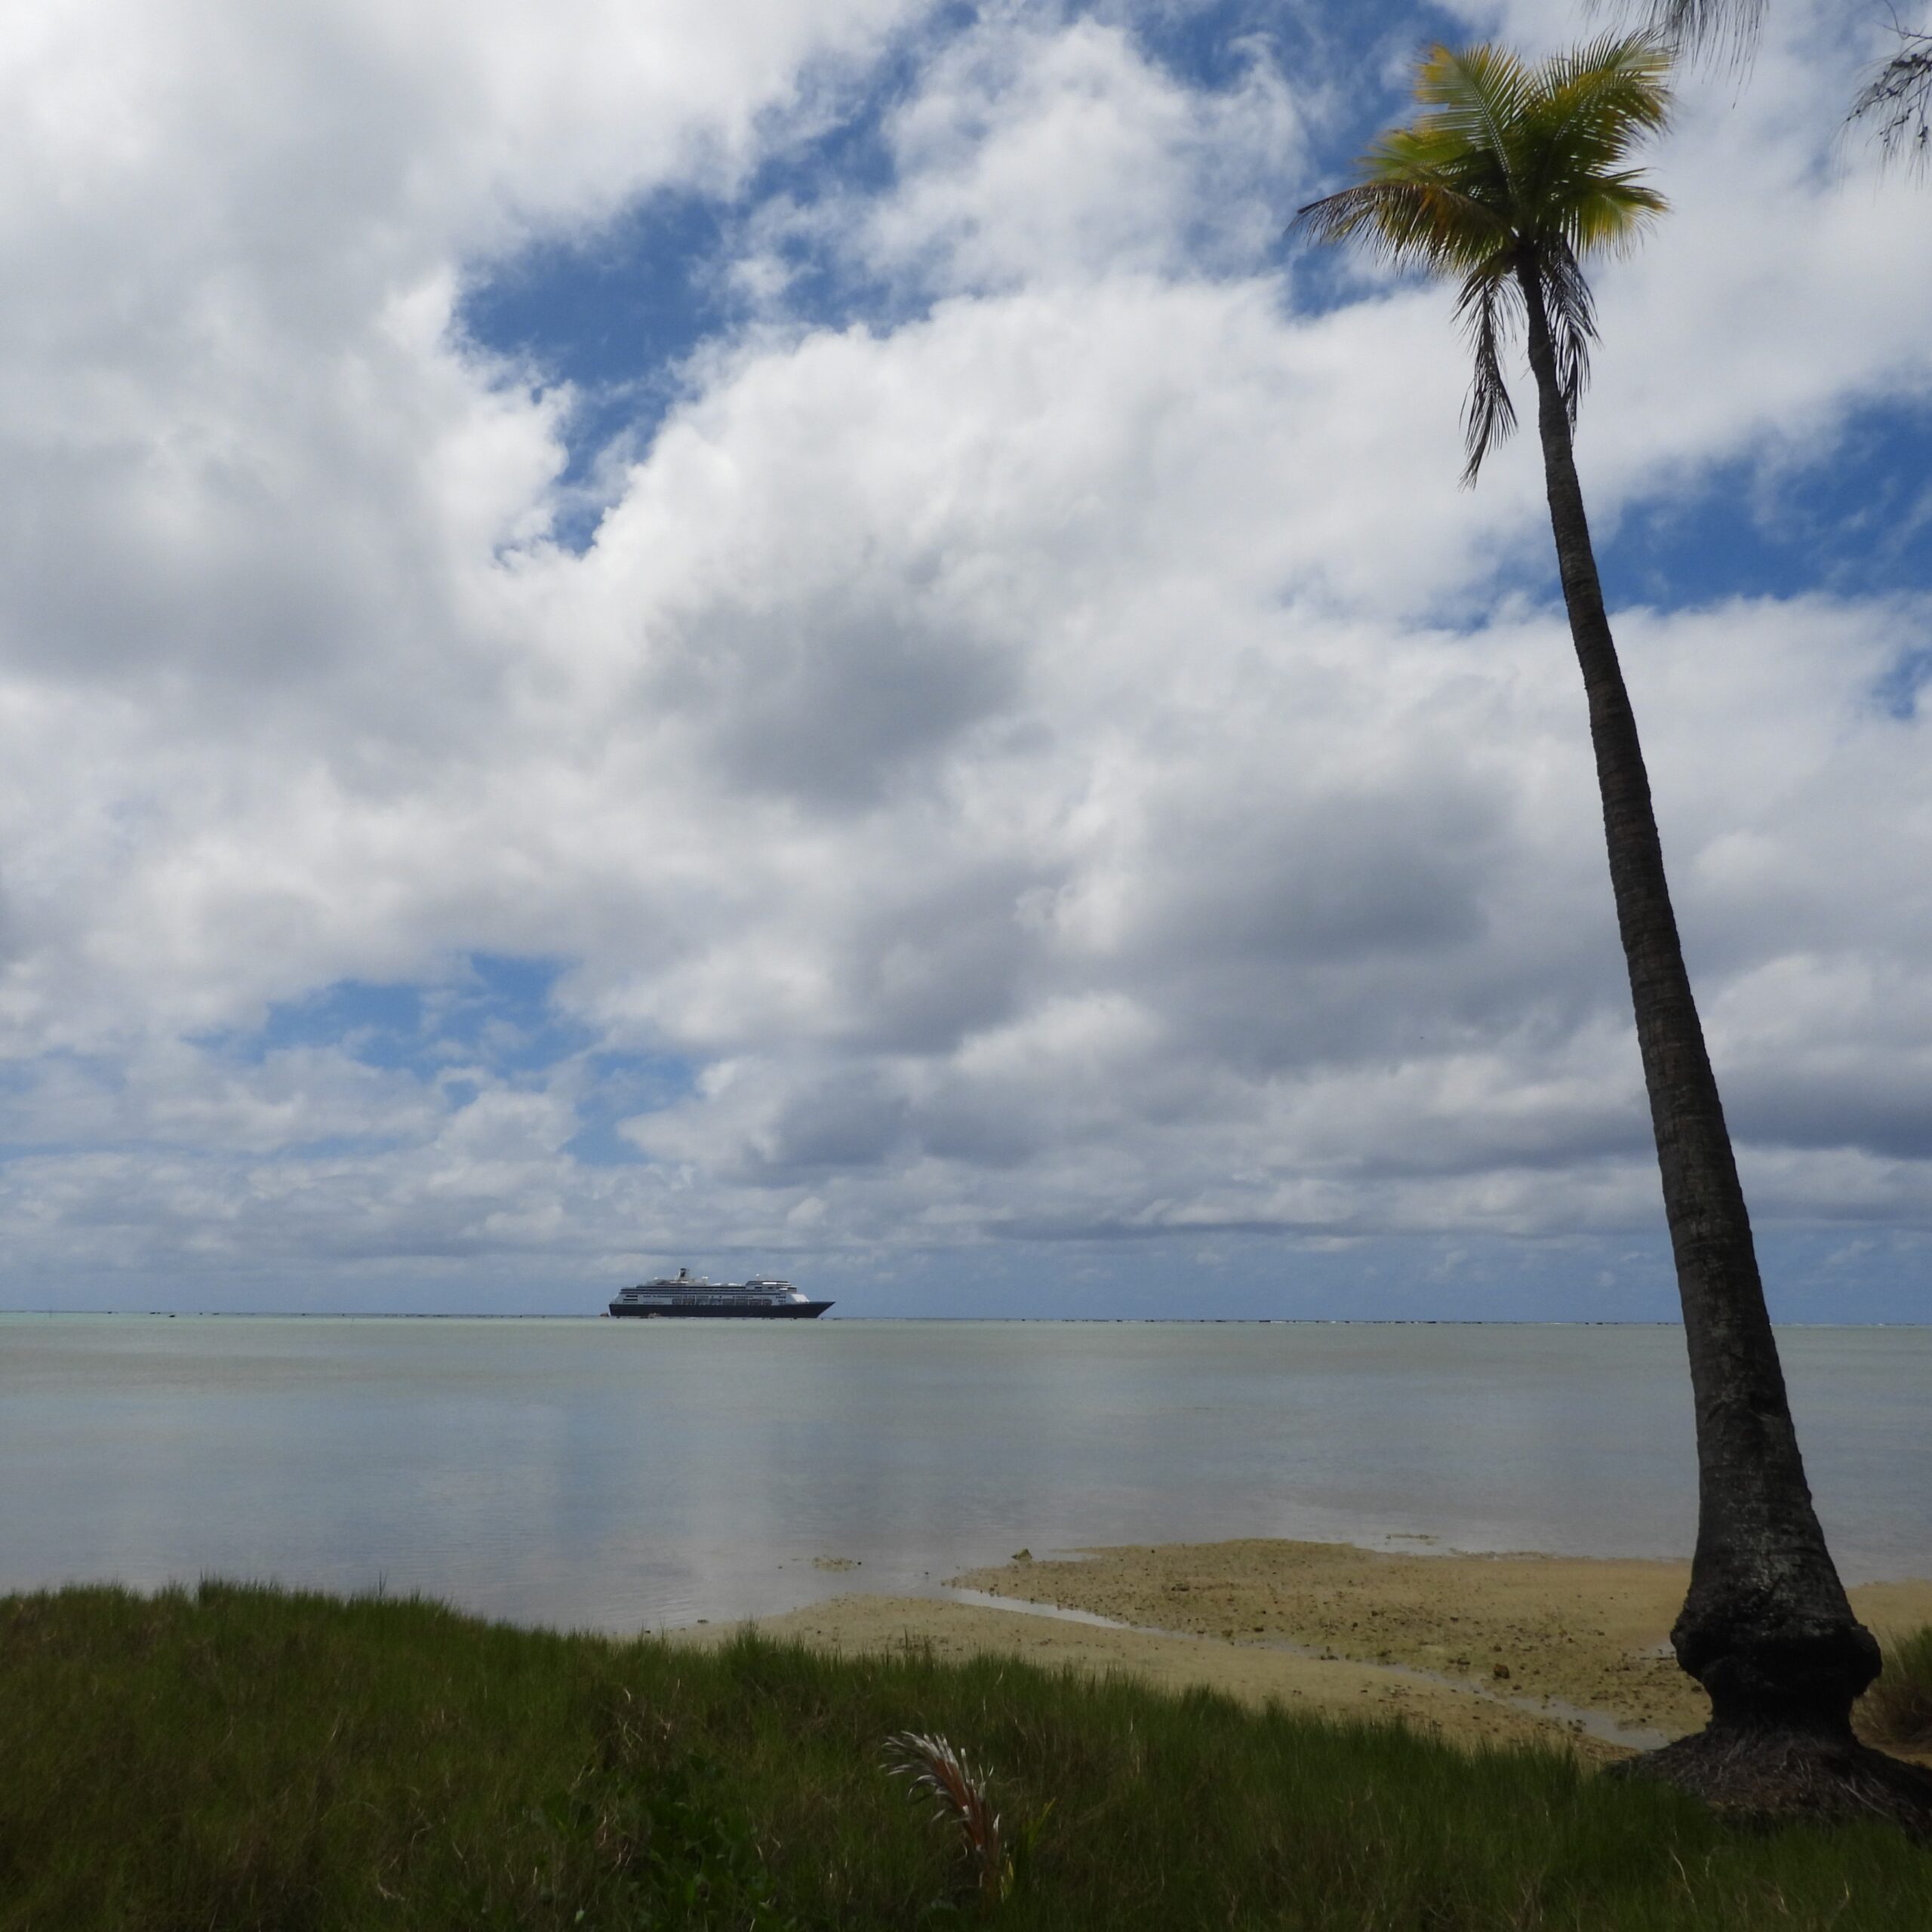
[882,1730,1009,1903]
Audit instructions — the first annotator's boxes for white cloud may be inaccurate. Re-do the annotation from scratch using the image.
[0,0,1927,1307]
[861,11,1302,291]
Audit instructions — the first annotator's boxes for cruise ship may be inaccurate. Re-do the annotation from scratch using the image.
[608,1269,832,1319]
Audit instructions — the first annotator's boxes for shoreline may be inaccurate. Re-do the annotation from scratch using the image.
[10,1311,1930,1323]
[678,1537,1932,1761]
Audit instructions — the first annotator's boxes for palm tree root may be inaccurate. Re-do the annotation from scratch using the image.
[1609,1724,1932,1841]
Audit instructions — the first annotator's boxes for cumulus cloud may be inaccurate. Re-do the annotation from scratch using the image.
[0,0,1927,1311]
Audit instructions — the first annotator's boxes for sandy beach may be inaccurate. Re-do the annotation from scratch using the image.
[681,1539,1932,1762]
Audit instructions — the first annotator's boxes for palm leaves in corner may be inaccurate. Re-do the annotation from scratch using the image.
[1292,35,1671,484]
[1850,29,1932,169]
[1620,0,1929,174]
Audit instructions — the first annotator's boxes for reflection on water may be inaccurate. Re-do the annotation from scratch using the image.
[0,1318,1924,1631]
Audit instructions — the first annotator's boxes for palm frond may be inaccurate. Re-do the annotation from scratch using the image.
[1454,267,1522,484]
[1563,171,1669,257]
[1414,42,1537,192]
[1518,36,1672,248]
[1545,29,1677,100]
[1537,32,1673,153]
[1612,0,1764,59]
[1850,31,1932,173]
[1538,238,1598,425]
[1292,177,1509,276]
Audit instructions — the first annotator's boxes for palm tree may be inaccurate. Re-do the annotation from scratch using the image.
[1294,35,1930,1826]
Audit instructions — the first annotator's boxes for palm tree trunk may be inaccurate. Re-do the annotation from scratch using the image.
[1513,260,1878,1742]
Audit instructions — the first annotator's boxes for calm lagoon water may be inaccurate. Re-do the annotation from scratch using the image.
[1,1317,1924,1632]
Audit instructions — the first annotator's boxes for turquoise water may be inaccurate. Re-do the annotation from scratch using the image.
[0,1318,1924,1631]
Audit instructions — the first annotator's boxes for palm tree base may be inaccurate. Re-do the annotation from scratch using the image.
[1609,1724,1932,1840]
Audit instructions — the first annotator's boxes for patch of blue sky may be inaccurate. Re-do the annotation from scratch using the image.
[1124,0,1460,147]
[229,954,586,1080]
[1599,395,1932,607]
[1873,642,1932,721]
[1593,395,1932,715]
[460,186,734,535]
[458,7,974,547]
[1436,393,1932,692]
[202,955,699,1157]
[426,953,592,1077]
[248,977,426,1072]
[457,0,1468,547]
[565,1050,697,1166]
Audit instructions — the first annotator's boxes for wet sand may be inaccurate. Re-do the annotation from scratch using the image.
[678,1539,1932,1761]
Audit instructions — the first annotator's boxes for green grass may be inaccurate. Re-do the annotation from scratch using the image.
[2,1583,1927,1930]
[1864,1627,1932,1755]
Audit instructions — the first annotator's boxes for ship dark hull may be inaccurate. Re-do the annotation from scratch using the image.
[608,1300,833,1319]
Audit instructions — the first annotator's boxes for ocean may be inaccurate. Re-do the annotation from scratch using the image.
[2,1316,1924,1631]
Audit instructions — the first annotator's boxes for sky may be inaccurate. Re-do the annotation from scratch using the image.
[0,0,1928,1319]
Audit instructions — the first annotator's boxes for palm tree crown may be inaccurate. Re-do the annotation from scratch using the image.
[1294,36,1671,482]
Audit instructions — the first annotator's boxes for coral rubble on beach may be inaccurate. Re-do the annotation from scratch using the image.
[691,1540,1932,1762]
